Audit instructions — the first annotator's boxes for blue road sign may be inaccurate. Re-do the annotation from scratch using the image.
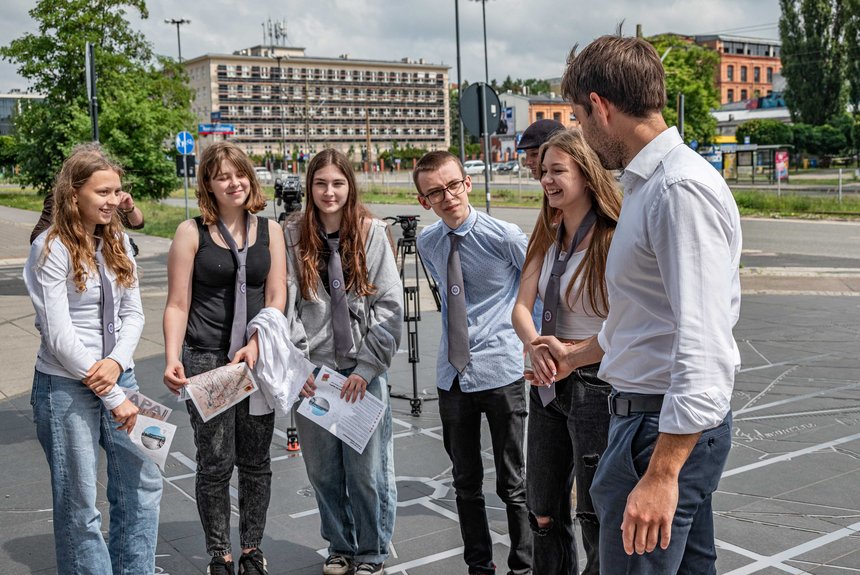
[176,131,194,155]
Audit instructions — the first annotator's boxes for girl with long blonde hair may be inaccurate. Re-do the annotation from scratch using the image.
[511,128,622,575]
[24,143,162,574]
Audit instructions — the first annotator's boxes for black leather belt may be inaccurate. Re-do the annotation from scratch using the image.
[608,394,664,416]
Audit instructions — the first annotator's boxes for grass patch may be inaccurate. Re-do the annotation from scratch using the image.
[733,189,860,217]
[4,187,860,242]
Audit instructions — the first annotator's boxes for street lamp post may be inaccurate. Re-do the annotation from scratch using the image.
[470,0,494,213]
[454,0,466,162]
[165,18,191,218]
[274,55,287,170]
[164,18,191,63]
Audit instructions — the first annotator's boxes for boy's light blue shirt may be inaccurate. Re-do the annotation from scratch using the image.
[417,207,526,392]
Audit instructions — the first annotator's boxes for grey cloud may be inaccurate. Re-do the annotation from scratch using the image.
[2,0,780,92]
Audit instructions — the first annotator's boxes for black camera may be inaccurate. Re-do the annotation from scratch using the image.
[274,175,302,220]
[385,215,420,239]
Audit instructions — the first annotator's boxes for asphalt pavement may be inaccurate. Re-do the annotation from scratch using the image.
[1,203,859,574]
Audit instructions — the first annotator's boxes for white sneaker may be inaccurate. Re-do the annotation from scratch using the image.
[322,554,352,575]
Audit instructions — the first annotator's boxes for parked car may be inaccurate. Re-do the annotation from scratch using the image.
[254,166,273,184]
[491,162,505,172]
[497,161,520,174]
[463,160,486,175]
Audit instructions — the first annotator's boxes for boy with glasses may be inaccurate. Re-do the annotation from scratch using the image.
[413,151,532,575]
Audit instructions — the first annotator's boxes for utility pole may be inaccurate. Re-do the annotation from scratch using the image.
[165,18,191,218]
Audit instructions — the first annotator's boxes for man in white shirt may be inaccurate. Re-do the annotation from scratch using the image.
[534,35,741,574]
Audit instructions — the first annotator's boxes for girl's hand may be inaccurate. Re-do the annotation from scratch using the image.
[83,359,122,395]
[163,359,188,395]
[231,333,260,369]
[111,398,139,434]
[340,374,368,403]
[300,373,317,398]
[528,342,558,387]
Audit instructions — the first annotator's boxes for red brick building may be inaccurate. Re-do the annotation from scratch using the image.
[694,35,782,105]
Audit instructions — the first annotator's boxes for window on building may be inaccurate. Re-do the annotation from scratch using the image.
[227,65,236,78]
[727,89,734,103]
[260,66,269,79]
[536,111,545,120]
[740,66,747,82]
[767,67,773,83]
[553,112,562,122]
[726,65,734,81]
[754,67,761,82]
[740,89,748,100]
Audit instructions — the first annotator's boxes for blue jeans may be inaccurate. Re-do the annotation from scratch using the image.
[31,369,163,575]
[527,364,610,575]
[439,378,532,575]
[295,371,396,565]
[590,394,732,575]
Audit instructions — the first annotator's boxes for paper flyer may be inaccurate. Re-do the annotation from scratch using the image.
[129,414,177,471]
[180,362,258,422]
[297,366,385,454]
[125,390,172,421]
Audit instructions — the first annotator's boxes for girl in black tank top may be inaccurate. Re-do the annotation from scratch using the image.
[162,142,287,573]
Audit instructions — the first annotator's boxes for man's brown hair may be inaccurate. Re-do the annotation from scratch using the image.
[412,150,466,193]
[561,35,666,118]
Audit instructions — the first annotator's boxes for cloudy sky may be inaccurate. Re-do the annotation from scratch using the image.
[1,0,781,92]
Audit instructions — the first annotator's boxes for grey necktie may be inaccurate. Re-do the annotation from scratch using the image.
[538,209,596,406]
[217,215,252,360]
[447,233,470,372]
[95,240,116,358]
[327,237,355,357]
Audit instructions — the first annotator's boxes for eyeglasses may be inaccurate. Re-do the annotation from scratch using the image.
[421,178,468,205]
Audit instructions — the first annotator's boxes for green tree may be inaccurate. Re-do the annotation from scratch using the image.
[647,35,720,145]
[0,135,16,176]
[779,0,847,125]
[0,0,194,197]
[736,119,794,145]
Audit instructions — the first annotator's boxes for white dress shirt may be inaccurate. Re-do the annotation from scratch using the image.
[597,127,742,434]
[24,232,144,410]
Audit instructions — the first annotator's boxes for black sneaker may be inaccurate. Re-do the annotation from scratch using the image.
[355,562,384,575]
[207,556,235,575]
[323,554,352,575]
[239,548,268,575]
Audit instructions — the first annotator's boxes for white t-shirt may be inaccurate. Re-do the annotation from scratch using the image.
[537,245,605,340]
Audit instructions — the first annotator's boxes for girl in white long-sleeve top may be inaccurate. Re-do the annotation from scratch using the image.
[24,143,162,575]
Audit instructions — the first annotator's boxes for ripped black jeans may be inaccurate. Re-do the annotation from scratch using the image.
[526,364,610,575]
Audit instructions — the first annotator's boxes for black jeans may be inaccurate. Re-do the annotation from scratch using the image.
[439,378,532,575]
[526,364,611,575]
[184,347,275,557]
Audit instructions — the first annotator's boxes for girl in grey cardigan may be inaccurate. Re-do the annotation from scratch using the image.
[285,149,402,575]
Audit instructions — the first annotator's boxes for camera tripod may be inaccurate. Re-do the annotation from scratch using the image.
[386,216,440,416]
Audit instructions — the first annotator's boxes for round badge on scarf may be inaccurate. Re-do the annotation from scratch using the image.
[543,310,553,323]
[107,322,115,334]
[240,283,247,294]
[451,285,461,296]
[332,279,342,289]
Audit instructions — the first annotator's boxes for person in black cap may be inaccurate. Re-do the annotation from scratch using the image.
[518,119,565,179]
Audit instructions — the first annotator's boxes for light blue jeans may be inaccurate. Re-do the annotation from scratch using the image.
[295,371,396,565]
[31,369,163,575]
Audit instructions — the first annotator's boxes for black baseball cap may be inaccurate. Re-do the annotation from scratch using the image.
[517,119,565,150]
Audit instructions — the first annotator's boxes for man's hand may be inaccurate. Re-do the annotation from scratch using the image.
[340,373,368,403]
[621,432,700,555]
[163,359,188,395]
[111,398,139,434]
[621,472,678,554]
[531,335,575,379]
[526,342,557,387]
[83,358,123,395]
[300,373,317,398]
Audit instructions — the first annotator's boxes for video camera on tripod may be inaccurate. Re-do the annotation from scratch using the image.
[274,175,303,222]
[386,214,420,238]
